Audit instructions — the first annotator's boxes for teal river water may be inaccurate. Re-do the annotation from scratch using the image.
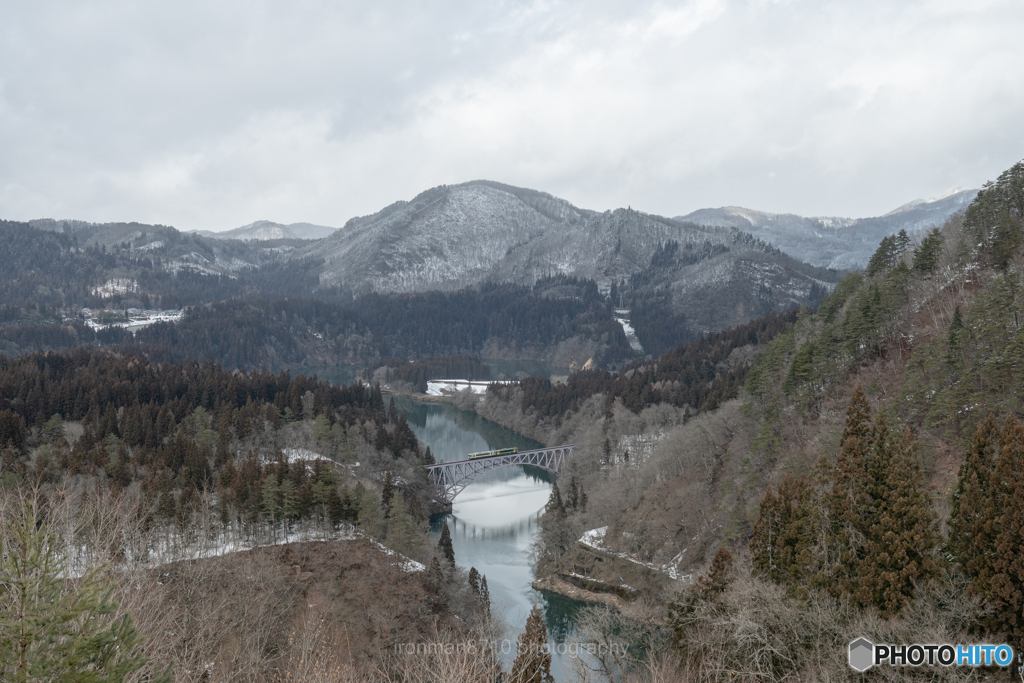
[392,396,586,681]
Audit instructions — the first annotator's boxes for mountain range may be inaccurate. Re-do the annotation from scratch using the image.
[305,181,837,330]
[676,188,977,269]
[9,179,977,345]
[195,220,338,241]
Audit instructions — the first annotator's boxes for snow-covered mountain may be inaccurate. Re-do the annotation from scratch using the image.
[198,220,337,241]
[676,188,977,269]
[311,180,710,293]
[306,180,838,333]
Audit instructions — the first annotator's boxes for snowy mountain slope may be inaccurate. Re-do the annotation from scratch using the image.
[311,180,748,294]
[198,220,338,241]
[303,180,839,337]
[676,188,977,269]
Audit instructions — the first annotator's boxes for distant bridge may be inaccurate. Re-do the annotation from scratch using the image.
[426,445,576,504]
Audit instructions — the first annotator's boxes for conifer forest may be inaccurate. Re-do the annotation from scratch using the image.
[2,139,1024,680]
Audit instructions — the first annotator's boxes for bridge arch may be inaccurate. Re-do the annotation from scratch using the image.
[425,445,576,504]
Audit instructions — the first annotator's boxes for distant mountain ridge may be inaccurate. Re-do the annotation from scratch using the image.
[676,188,977,269]
[196,220,338,241]
[5,178,983,365]
[304,180,839,335]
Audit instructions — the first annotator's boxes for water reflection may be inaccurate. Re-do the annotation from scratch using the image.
[393,395,581,681]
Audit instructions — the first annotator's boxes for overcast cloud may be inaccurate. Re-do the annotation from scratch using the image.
[1,0,1022,231]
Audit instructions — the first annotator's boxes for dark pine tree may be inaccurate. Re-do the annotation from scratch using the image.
[947,415,1000,578]
[438,522,455,567]
[510,604,554,683]
[854,421,938,617]
[986,417,1024,652]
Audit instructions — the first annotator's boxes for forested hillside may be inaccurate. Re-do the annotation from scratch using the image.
[0,350,426,518]
[0,218,321,310]
[4,163,1021,680]
[2,184,842,377]
[504,309,795,422]
[677,187,977,270]
[0,349,502,680]
[464,159,1024,680]
[0,276,632,371]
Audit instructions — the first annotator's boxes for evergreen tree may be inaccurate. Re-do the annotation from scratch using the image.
[782,340,817,405]
[841,385,873,446]
[696,547,734,599]
[279,478,298,530]
[467,567,491,618]
[438,522,455,567]
[384,495,423,557]
[321,487,340,526]
[380,470,394,521]
[912,227,944,274]
[991,208,1023,269]
[866,235,898,276]
[425,557,445,612]
[855,423,938,617]
[41,413,65,444]
[565,476,579,511]
[947,306,965,359]
[894,228,911,256]
[338,485,354,523]
[510,604,554,683]
[354,483,382,535]
[479,575,491,619]
[822,386,874,595]
[0,504,167,683]
[947,415,1000,576]
[750,474,815,588]
[260,473,281,532]
[546,482,564,514]
[986,417,1024,650]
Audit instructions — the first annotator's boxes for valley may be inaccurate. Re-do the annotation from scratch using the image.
[1,160,1023,682]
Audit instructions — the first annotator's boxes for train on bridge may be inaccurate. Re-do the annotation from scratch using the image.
[468,447,518,459]
[427,444,575,504]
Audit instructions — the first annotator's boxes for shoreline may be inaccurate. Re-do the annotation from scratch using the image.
[532,574,628,610]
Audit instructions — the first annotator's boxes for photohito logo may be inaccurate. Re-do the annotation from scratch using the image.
[849,638,1015,671]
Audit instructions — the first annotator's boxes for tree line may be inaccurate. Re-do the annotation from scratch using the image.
[0,350,426,528]
[509,309,797,422]
[0,276,636,371]
[747,387,1024,653]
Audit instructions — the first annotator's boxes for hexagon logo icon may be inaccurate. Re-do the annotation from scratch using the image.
[849,638,874,672]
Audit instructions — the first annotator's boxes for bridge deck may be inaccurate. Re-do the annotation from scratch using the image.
[425,444,576,503]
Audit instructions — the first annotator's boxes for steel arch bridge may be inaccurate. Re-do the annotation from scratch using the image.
[426,445,576,504]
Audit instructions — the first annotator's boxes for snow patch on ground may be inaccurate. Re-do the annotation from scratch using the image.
[613,309,644,353]
[616,432,665,466]
[83,309,183,332]
[92,278,138,298]
[66,524,424,579]
[578,526,690,582]
[425,379,515,396]
[281,447,323,461]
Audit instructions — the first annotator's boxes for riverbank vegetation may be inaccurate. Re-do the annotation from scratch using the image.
[0,349,516,680]
[2,158,1021,680]
[463,160,1024,680]
[0,267,634,373]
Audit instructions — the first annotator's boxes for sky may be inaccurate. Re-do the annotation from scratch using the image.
[1,0,1022,232]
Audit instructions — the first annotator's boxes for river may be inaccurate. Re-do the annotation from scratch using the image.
[392,396,586,681]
